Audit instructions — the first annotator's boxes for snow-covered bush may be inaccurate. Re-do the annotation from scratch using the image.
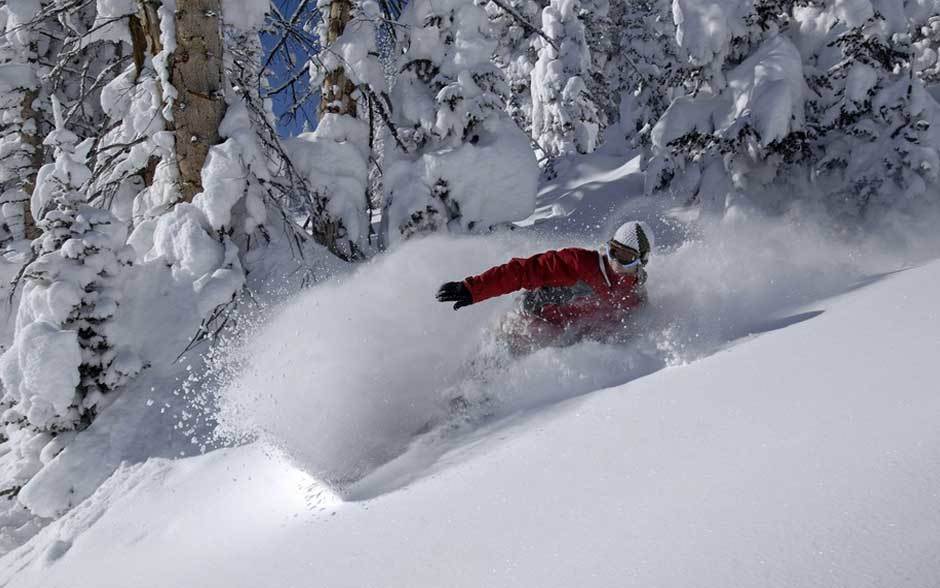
[1,102,140,439]
[383,0,539,244]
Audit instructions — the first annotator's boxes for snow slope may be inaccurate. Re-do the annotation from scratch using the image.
[206,144,931,494]
[2,141,939,586]
[1,249,939,588]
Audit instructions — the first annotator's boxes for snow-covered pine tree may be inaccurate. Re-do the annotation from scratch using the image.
[61,0,178,225]
[912,12,940,87]
[0,1,49,245]
[530,0,602,173]
[0,2,148,544]
[588,0,688,148]
[581,0,612,139]
[485,0,546,134]
[383,0,539,244]
[0,98,139,455]
[48,0,126,138]
[807,9,940,217]
[641,1,940,217]
[84,0,175,223]
[92,1,276,323]
[642,0,772,203]
[613,0,683,148]
[1,0,135,246]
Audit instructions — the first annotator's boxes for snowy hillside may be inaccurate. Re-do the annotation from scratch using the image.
[0,147,939,586]
[2,233,939,588]
[2,0,940,585]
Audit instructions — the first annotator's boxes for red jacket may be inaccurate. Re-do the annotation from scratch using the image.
[464,247,646,327]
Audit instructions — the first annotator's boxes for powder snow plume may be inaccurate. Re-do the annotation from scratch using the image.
[213,235,525,485]
[212,205,940,493]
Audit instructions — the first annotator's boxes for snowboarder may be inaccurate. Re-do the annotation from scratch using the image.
[436,221,654,350]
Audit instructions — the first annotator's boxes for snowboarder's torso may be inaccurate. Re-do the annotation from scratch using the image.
[465,247,646,328]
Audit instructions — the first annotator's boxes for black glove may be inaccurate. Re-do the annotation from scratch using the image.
[436,281,473,310]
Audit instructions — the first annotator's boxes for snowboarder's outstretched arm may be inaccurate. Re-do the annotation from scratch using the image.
[436,281,473,310]
[437,248,599,310]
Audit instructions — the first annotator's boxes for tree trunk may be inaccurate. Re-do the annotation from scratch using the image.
[319,0,357,118]
[132,2,166,188]
[309,0,362,260]
[171,0,225,202]
[19,88,42,240]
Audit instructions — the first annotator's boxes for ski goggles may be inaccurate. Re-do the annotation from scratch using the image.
[607,240,644,268]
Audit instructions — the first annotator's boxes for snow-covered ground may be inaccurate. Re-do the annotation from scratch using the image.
[2,154,939,587]
[2,243,939,588]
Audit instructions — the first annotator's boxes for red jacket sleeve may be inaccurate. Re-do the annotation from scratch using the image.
[464,248,600,304]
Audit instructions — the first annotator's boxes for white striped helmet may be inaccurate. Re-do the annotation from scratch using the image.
[611,221,654,265]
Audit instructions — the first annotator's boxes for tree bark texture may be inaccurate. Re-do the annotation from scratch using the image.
[319,0,357,117]
[171,0,225,203]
